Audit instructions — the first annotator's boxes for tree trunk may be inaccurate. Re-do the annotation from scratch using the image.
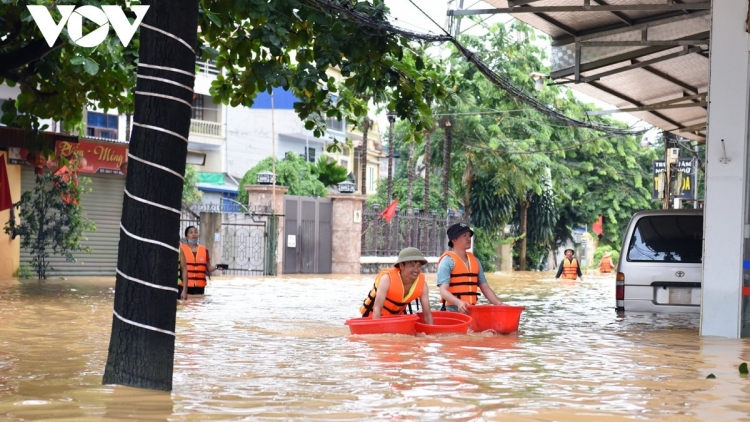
[359,117,370,195]
[406,140,415,212]
[441,119,453,215]
[519,199,529,271]
[462,160,473,219]
[406,140,415,240]
[423,130,431,214]
[103,0,200,392]
[386,113,395,204]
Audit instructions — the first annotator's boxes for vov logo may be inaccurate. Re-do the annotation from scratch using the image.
[27,5,150,48]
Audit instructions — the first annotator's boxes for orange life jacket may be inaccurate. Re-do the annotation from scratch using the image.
[179,243,208,288]
[561,258,579,279]
[439,251,481,305]
[360,268,426,317]
[599,257,613,273]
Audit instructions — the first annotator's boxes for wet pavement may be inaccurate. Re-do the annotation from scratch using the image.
[0,272,748,421]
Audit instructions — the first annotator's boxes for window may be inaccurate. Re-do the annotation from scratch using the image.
[340,159,349,169]
[192,94,204,120]
[627,215,703,263]
[192,94,220,122]
[87,112,118,139]
[306,147,316,163]
[325,116,345,132]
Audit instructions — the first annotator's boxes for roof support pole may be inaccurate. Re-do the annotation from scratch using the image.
[701,0,750,338]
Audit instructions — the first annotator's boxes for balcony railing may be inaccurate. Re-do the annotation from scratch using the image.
[190,119,223,138]
[196,60,220,76]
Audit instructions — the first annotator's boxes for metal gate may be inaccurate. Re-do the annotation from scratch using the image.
[220,216,268,276]
[283,196,332,274]
[181,203,278,276]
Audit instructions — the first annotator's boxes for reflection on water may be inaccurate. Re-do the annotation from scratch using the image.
[0,272,748,420]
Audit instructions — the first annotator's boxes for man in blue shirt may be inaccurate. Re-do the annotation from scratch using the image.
[437,223,503,313]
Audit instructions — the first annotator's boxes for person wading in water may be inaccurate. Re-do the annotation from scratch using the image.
[437,223,504,314]
[360,247,433,324]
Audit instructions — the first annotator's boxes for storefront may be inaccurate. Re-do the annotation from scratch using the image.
[10,138,127,276]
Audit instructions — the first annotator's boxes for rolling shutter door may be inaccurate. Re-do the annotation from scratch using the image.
[20,167,124,276]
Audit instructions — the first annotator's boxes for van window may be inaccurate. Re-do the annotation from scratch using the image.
[627,215,703,263]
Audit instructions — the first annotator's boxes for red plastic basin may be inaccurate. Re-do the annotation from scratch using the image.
[467,305,524,334]
[345,314,418,335]
[415,316,471,335]
[417,310,473,324]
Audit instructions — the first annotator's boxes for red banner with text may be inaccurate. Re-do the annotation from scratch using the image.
[8,140,127,176]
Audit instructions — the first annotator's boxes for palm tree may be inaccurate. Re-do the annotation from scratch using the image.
[359,117,371,195]
[103,0,200,392]
[423,129,432,215]
[386,112,396,204]
[440,116,453,215]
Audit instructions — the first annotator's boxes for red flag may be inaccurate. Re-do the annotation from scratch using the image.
[380,199,398,222]
[592,215,603,236]
[0,157,12,212]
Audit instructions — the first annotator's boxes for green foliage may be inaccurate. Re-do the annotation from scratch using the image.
[471,226,499,273]
[439,22,657,262]
[4,170,96,280]
[309,155,348,187]
[740,363,748,375]
[367,171,454,214]
[237,152,327,204]
[182,165,203,204]
[0,0,138,131]
[592,245,620,268]
[17,263,33,280]
[200,0,456,143]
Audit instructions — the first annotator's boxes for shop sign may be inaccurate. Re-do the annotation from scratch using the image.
[8,140,128,176]
[652,158,697,200]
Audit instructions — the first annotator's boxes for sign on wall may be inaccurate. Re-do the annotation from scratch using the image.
[652,158,697,200]
[9,140,127,175]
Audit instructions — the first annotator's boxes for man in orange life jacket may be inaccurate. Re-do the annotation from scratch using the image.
[598,251,614,274]
[555,248,583,280]
[360,247,434,324]
[437,223,503,314]
[179,226,221,300]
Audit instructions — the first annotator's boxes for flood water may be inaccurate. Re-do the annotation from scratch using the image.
[1,271,749,421]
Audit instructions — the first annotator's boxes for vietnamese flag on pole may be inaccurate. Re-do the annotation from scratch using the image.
[592,215,603,236]
[0,157,13,212]
[380,199,399,222]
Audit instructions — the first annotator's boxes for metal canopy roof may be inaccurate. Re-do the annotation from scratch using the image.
[452,0,710,142]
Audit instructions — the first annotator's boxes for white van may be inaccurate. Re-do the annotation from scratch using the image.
[616,209,703,313]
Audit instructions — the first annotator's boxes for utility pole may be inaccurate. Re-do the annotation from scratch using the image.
[663,132,678,210]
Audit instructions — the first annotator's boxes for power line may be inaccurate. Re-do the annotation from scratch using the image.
[302,0,648,138]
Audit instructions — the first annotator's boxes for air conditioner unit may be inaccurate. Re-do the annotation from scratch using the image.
[667,147,679,164]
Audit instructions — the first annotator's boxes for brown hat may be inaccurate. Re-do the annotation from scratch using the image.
[394,247,428,267]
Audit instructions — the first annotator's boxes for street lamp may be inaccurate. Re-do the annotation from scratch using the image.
[338,180,356,193]
[256,170,275,185]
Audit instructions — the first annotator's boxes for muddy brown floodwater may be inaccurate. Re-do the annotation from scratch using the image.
[1,272,750,421]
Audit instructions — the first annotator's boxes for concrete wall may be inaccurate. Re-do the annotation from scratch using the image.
[330,194,366,274]
[225,105,303,179]
[701,1,750,338]
[0,151,20,278]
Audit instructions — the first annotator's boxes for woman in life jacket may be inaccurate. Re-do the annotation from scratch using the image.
[598,251,614,274]
[437,223,504,314]
[179,226,221,300]
[360,247,434,324]
[555,248,583,280]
